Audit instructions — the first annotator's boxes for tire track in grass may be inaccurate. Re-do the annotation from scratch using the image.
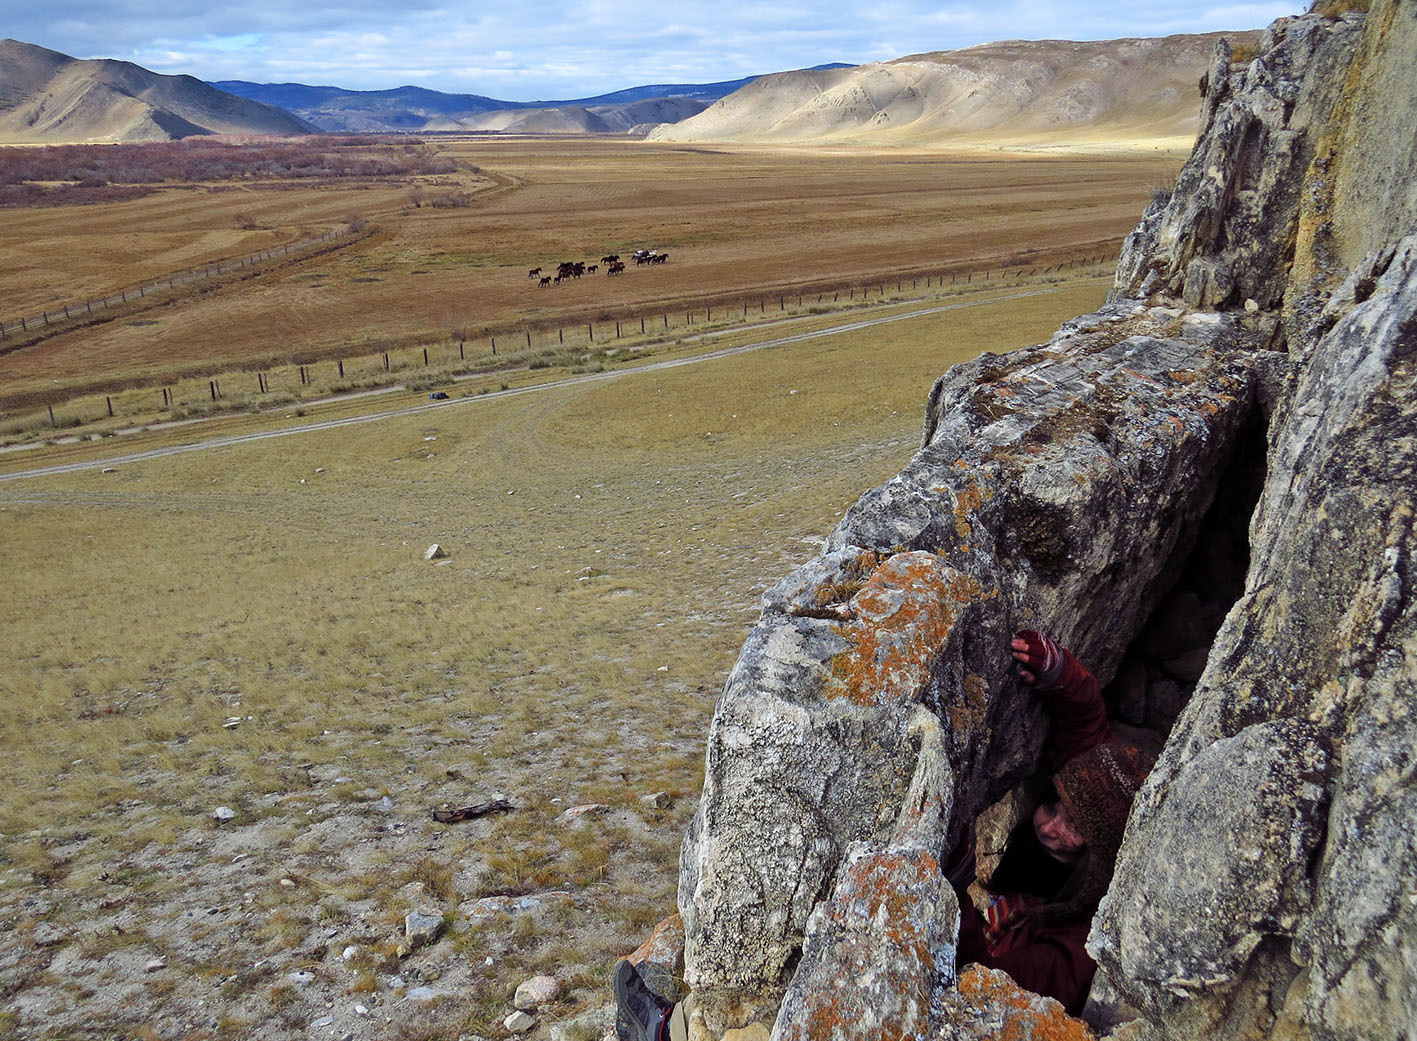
[0,283,1096,484]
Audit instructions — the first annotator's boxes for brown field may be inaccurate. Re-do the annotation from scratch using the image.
[0,137,1180,412]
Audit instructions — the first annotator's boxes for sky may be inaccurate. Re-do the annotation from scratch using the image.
[16,1,1300,102]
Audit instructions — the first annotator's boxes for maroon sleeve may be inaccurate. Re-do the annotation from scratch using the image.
[1037,648,1113,770]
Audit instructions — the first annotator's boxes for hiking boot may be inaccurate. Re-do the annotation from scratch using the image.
[614,959,669,1041]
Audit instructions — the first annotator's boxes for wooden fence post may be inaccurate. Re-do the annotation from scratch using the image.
[587,322,593,341]
[48,405,55,427]
[423,348,429,366]
[107,396,114,417]
[338,359,345,377]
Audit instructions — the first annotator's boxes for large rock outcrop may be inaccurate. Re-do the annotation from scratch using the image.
[670,2,1417,1040]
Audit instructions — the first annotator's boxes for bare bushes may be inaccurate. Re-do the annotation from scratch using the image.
[0,137,462,209]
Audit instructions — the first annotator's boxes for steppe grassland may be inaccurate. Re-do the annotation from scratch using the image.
[0,137,1180,407]
[0,278,1105,1029]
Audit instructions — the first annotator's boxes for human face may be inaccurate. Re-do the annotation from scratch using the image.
[1033,801,1086,863]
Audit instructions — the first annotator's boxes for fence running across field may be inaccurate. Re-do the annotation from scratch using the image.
[9,248,1118,434]
[0,226,358,340]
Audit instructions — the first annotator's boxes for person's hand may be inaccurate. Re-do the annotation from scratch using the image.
[1011,630,1064,686]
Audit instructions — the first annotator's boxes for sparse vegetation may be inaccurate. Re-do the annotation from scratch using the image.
[0,134,1170,1038]
[1312,0,1370,18]
[0,273,1107,1038]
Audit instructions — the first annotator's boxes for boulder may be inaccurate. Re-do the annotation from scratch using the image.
[666,4,1417,1039]
[679,313,1262,1033]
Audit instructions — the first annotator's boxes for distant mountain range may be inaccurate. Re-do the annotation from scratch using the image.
[0,31,1260,151]
[0,39,315,143]
[210,70,852,134]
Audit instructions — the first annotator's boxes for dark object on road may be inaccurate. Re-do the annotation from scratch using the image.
[428,391,450,400]
[432,798,513,823]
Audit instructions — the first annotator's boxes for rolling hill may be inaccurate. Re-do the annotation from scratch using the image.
[208,72,851,134]
[648,32,1262,150]
[0,39,316,143]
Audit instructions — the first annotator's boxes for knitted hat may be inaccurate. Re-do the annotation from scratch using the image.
[1029,741,1155,925]
[1053,741,1154,857]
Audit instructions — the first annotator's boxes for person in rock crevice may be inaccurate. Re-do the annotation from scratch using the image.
[614,631,1152,1038]
[949,629,1155,1015]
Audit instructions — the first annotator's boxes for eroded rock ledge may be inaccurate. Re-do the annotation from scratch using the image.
[660,3,1417,1040]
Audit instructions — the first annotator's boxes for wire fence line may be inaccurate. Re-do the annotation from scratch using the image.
[11,250,1119,434]
[0,225,361,341]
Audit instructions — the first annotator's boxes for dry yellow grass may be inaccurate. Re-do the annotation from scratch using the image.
[0,138,1178,413]
[0,274,1105,1038]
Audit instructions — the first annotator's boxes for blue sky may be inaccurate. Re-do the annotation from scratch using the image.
[18,1,1299,101]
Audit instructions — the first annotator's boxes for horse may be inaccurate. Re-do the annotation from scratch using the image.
[528,267,542,278]
[538,276,552,287]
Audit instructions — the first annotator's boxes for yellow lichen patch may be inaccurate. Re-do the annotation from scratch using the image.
[955,966,1098,1041]
[1167,369,1200,383]
[826,552,985,706]
[954,482,992,541]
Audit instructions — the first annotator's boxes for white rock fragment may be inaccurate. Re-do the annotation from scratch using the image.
[424,544,447,560]
[212,806,237,822]
[144,958,165,972]
[556,804,609,823]
[504,1010,536,1033]
[514,974,561,1010]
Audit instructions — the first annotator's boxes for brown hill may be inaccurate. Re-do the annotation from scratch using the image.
[0,39,316,143]
[649,32,1263,151]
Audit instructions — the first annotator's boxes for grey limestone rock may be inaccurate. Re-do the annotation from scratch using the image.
[671,4,1417,1039]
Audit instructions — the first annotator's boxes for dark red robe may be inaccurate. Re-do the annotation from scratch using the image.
[954,648,1114,1015]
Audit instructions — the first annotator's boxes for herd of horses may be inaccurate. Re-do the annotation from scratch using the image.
[529,249,669,287]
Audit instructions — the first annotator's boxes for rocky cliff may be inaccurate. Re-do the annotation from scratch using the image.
[647,2,1417,1039]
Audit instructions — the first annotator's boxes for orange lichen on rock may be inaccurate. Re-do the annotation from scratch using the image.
[626,911,685,970]
[826,552,987,706]
[950,966,1098,1041]
[954,481,992,541]
[779,847,951,1041]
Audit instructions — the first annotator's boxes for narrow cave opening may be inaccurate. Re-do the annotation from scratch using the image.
[1101,403,1270,752]
[960,402,1272,1024]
